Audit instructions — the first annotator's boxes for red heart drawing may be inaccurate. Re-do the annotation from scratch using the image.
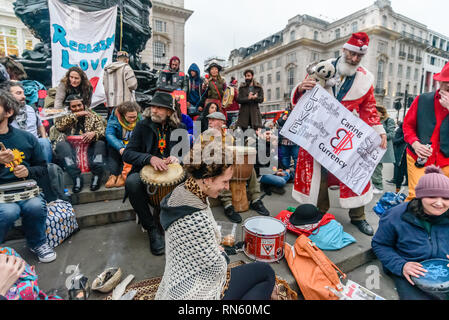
[331,129,354,155]
[89,77,100,94]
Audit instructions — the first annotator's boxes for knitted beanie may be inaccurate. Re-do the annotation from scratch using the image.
[415,166,449,199]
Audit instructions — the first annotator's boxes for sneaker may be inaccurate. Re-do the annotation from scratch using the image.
[30,243,57,263]
[372,187,383,195]
[250,200,270,216]
[385,179,396,185]
[224,206,242,224]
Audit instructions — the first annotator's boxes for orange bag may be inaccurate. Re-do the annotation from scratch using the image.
[284,235,346,300]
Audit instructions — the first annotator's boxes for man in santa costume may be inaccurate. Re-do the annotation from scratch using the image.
[403,62,449,201]
[290,32,387,236]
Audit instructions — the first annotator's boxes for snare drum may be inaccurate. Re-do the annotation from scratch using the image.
[242,216,286,263]
[67,136,90,173]
[140,163,186,208]
[411,259,449,300]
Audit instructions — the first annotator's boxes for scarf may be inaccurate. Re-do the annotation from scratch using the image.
[184,176,208,204]
[15,106,28,130]
[115,108,139,132]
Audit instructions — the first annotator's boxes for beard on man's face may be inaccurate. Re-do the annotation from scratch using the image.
[151,114,167,124]
[337,52,361,77]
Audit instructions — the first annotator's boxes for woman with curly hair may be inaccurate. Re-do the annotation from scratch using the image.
[54,67,93,109]
[155,141,276,300]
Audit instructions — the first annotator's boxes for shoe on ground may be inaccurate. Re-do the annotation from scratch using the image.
[385,179,396,185]
[372,187,383,195]
[224,206,242,224]
[30,243,57,263]
[250,200,270,216]
[72,176,83,194]
[351,220,374,236]
[115,175,126,188]
[90,175,102,191]
[148,226,165,256]
[105,175,117,188]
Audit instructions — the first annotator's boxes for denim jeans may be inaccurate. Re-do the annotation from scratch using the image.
[279,145,299,174]
[38,137,53,164]
[0,196,47,249]
[260,171,291,188]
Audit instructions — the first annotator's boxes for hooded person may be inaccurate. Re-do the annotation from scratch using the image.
[290,32,387,237]
[103,51,138,110]
[187,63,205,116]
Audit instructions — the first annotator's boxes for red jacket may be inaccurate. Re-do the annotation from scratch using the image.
[403,90,449,168]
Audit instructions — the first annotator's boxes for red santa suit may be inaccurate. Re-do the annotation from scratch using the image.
[290,59,385,209]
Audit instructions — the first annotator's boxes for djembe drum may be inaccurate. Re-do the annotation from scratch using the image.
[229,146,257,213]
[67,136,90,173]
[140,163,186,208]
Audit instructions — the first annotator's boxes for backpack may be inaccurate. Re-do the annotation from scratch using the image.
[47,163,71,203]
[284,235,346,300]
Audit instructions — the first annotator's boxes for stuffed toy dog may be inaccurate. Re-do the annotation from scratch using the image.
[306,60,336,89]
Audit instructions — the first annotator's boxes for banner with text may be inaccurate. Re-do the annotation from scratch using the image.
[280,85,386,195]
[49,0,117,107]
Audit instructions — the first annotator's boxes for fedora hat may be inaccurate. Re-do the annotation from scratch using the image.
[150,91,175,111]
[434,62,449,82]
[289,204,324,227]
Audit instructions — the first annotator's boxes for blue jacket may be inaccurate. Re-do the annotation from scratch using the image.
[105,111,139,152]
[187,63,204,107]
[372,202,449,277]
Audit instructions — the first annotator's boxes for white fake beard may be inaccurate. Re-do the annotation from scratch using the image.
[336,55,360,77]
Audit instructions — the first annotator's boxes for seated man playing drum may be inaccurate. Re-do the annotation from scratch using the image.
[198,112,270,223]
[123,91,184,256]
[50,94,107,193]
[0,90,56,263]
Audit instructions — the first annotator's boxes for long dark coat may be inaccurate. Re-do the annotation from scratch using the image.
[235,80,264,130]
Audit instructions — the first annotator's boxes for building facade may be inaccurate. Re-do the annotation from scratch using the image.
[422,30,449,93]
[223,0,449,114]
[140,0,193,72]
[0,0,39,57]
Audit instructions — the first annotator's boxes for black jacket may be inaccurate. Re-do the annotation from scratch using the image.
[122,117,186,175]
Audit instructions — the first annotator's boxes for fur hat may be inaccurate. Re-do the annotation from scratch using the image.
[415,166,449,199]
[343,32,370,54]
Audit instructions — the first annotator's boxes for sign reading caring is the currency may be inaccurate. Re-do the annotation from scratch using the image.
[280,85,386,195]
[49,0,117,107]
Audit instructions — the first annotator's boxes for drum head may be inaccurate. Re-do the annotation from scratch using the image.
[244,217,285,236]
[412,259,449,295]
[229,146,257,155]
[140,163,185,185]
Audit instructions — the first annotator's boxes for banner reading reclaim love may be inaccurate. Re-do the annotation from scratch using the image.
[49,0,117,107]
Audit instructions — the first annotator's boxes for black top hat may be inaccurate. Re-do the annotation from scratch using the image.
[206,62,223,73]
[150,91,175,111]
[289,204,324,226]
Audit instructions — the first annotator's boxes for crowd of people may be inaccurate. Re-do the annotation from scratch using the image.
[0,30,448,301]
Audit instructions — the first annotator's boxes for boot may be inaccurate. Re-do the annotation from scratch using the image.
[115,175,126,188]
[72,176,83,194]
[148,226,165,256]
[105,175,117,188]
[90,173,103,191]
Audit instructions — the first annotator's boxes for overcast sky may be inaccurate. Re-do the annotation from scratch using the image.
[184,0,449,74]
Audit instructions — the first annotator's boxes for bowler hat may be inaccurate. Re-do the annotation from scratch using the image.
[150,91,175,111]
[434,62,449,82]
[289,204,324,226]
[207,112,226,121]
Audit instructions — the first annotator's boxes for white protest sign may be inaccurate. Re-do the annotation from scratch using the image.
[280,85,386,195]
[49,0,117,107]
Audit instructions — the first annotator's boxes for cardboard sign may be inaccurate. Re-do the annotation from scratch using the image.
[280,85,385,195]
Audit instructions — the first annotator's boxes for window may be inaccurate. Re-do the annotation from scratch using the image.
[276,88,280,100]
[352,22,358,33]
[267,60,273,70]
[276,58,281,67]
[430,57,436,66]
[276,71,281,82]
[314,31,319,41]
[260,63,265,72]
[153,41,166,68]
[154,20,167,33]
[311,51,320,62]
[397,64,403,78]
[335,28,341,39]
[389,63,393,76]
[290,30,296,42]
[382,15,387,27]
[287,67,296,93]
[0,26,19,57]
[267,89,272,101]
[260,76,264,85]
[414,68,419,81]
[377,60,384,89]
[406,66,411,79]
[397,82,402,95]
[287,52,296,63]
[267,74,272,84]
